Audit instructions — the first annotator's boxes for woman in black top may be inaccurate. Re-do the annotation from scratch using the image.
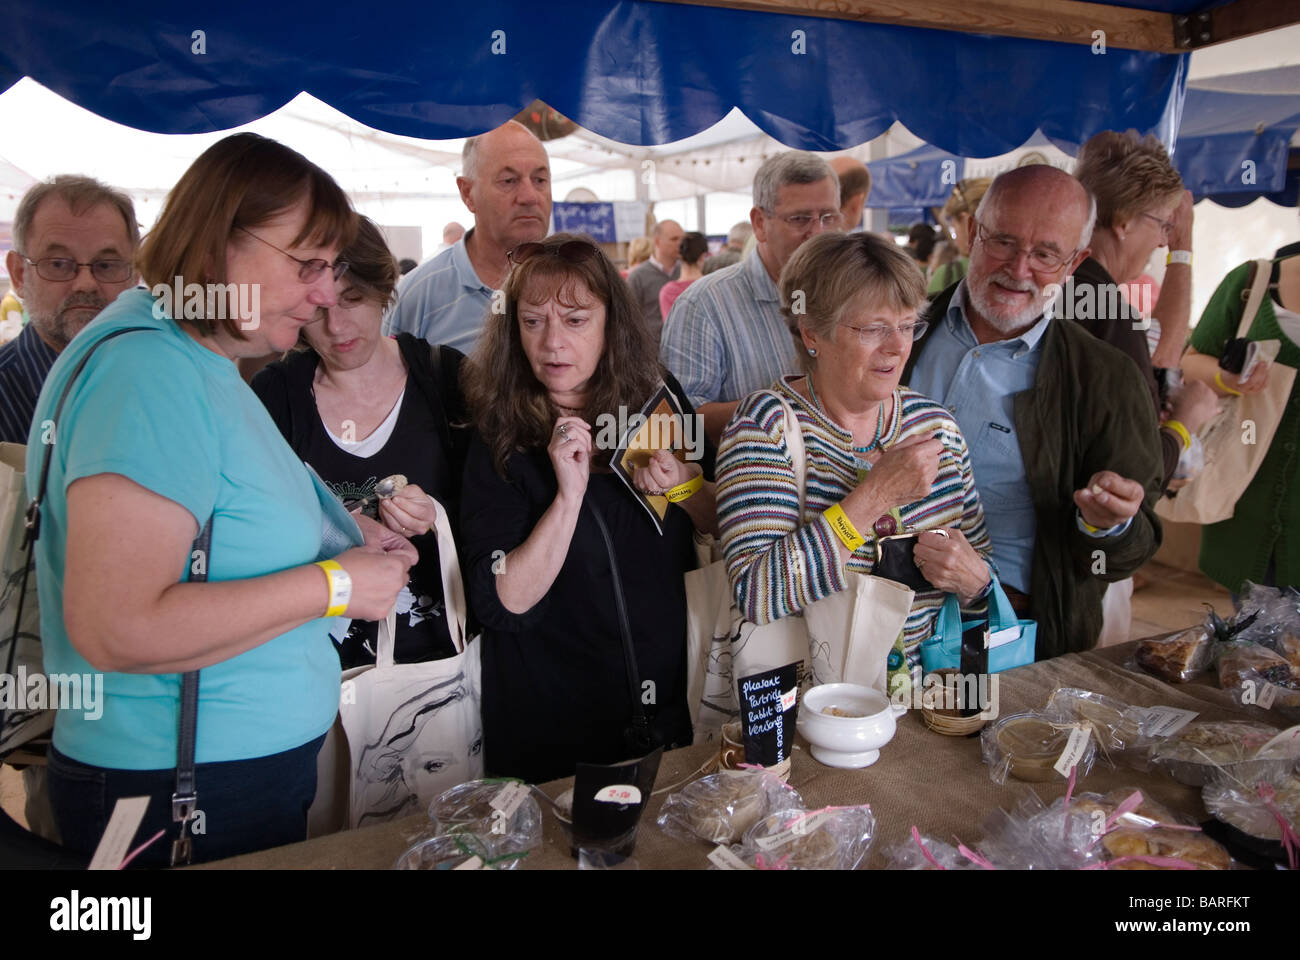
[461,234,716,783]
[252,217,469,667]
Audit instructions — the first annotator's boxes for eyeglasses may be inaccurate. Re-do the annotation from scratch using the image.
[1140,212,1175,237]
[237,227,349,282]
[841,319,929,347]
[507,239,601,265]
[974,222,1076,272]
[21,255,132,283]
[766,211,843,230]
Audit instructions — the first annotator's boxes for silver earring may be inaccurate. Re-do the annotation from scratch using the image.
[807,347,817,357]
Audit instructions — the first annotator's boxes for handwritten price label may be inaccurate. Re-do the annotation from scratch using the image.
[780,688,797,712]
[594,784,642,805]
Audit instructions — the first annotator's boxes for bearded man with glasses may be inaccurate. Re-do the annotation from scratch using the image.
[0,175,139,443]
[904,164,1164,660]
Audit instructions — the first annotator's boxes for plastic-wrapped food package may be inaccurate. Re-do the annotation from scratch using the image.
[1203,772,1300,869]
[393,833,515,870]
[885,827,986,870]
[1149,720,1291,787]
[1044,687,1146,756]
[1217,641,1300,712]
[1132,626,1213,683]
[980,712,1097,784]
[428,779,543,861]
[1227,582,1300,648]
[657,769,804,845]
[737,804,875,869]
[1096,826,1231,870]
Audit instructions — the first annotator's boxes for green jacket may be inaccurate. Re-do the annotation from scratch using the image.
[1189,250,1300,592]
[906,284,1165,659]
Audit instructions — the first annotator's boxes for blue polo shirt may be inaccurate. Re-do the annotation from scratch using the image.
[383,230,493,354]
[0,319,58,444]
[28,289,340,769]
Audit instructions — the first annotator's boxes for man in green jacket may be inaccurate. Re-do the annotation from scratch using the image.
[904,165,1163,660]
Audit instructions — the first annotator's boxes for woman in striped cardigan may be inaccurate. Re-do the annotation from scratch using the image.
[716,231,995,695]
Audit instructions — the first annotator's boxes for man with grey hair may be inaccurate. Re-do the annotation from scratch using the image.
[386,121,551,354]
[1,175,139,443]
[626,218,683,340]
[661,151,841,442]
[903,164,1163,659]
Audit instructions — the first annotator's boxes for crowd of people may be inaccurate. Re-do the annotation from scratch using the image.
[0,116,1295,864]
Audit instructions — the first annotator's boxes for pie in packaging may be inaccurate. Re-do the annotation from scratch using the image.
[427,779,543,860]
[656,769,803,846]
[980,711,1097,784]
[737,804,875,870]
[1203,771,1300,863]
[1044,687,1145,754]
[1217,641,1300,710]
[1133,627,1212,683]
[1099,826,1231,870]
[1148,720,1291,786]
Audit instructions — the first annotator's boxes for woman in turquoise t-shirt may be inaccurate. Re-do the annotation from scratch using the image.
[29,133,416,865]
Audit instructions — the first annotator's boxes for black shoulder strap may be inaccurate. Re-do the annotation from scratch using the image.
[170,513,209,867]
[396,334,453,452]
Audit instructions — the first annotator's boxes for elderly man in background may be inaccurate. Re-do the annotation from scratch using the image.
[0,175,139,444]
[626,218,683,340]
[385,121,551,354]
[661,151,841,442]
[703,221,753,274]
[829,155,871,232]
[439,221,465,252]
[905,165,1163,660]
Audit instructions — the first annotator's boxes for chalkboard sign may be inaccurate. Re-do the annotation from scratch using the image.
[739,662,800,766]
[552,202,616,243]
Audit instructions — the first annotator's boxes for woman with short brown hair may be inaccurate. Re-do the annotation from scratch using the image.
[30,133,415,865]
[461,233,716,782]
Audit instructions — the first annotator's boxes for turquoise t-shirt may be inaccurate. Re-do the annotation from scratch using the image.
[27,288,341,769]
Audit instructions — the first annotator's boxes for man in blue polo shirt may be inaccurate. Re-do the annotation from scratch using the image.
[0,175,139,444]
[384,121,552,354]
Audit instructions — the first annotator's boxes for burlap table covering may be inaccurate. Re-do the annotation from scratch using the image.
[196,639,1294,870]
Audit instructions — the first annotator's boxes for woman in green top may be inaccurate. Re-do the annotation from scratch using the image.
[927,178,991,295]
[1183,239,1300,592]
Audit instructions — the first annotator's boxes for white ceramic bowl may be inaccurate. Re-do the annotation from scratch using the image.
[796,683,897,768]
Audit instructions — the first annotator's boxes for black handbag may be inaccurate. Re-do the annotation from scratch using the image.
[873,533,931,592]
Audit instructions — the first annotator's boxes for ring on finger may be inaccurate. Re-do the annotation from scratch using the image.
[557,423,570,440]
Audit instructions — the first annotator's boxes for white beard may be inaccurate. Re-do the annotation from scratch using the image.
[967,271,1048,334]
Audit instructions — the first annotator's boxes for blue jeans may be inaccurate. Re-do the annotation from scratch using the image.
[48,733,325,867]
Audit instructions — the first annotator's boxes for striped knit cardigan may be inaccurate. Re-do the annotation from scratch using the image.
[717,375,995,684]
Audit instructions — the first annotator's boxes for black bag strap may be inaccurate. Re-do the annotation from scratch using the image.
[170,515,209,867]
[586,501,652,745]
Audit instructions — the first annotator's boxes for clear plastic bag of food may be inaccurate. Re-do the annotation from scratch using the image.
[1217,640,1300,713]
[428,779,543,861]
[657,769,804,846]
[1203,772,1300,869]
[885,827,986,870]
[1094,825,1231,870]
[737,804,875,870]
[393,832,521,870]
[1132,626,1213,683]
[980,711,1097,785]
[1044,687,1147,756]
[1149,720,1291,786]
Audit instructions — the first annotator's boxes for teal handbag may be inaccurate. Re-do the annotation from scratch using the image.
[920,578,1037,674]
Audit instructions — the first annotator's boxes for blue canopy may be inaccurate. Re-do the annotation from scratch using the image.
[1,0,1193,154]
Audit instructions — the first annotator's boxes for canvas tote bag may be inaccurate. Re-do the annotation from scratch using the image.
[685,394,914,744]
[332,495,482,831]
[1158,259,1297,525]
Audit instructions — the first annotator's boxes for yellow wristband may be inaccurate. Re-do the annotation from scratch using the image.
[1215,370,1243,397]
[664,475,703,503]
[1163,419,1192,451]
[315,560,351,617]
[1080,516,1102,534]
[824,504,866,552]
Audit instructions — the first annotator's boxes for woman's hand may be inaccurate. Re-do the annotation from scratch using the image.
[912,528,990,603]
[377,482,439,539]
[548,416,592,505]
[633,449,699,495]
[354,511,420,567]
[1234,359,1271,395]
[330,545,415,621]
[846,432,942,523]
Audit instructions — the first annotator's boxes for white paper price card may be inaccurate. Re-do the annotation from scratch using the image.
[1139,705,1198,737]
[594,784,642,805]
[1054,724,1092,778]
[708,845,753,870]
[489,780,529,819]
[1258,682,1278,711]
[88,796,151,871]
[453,855,485,871]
